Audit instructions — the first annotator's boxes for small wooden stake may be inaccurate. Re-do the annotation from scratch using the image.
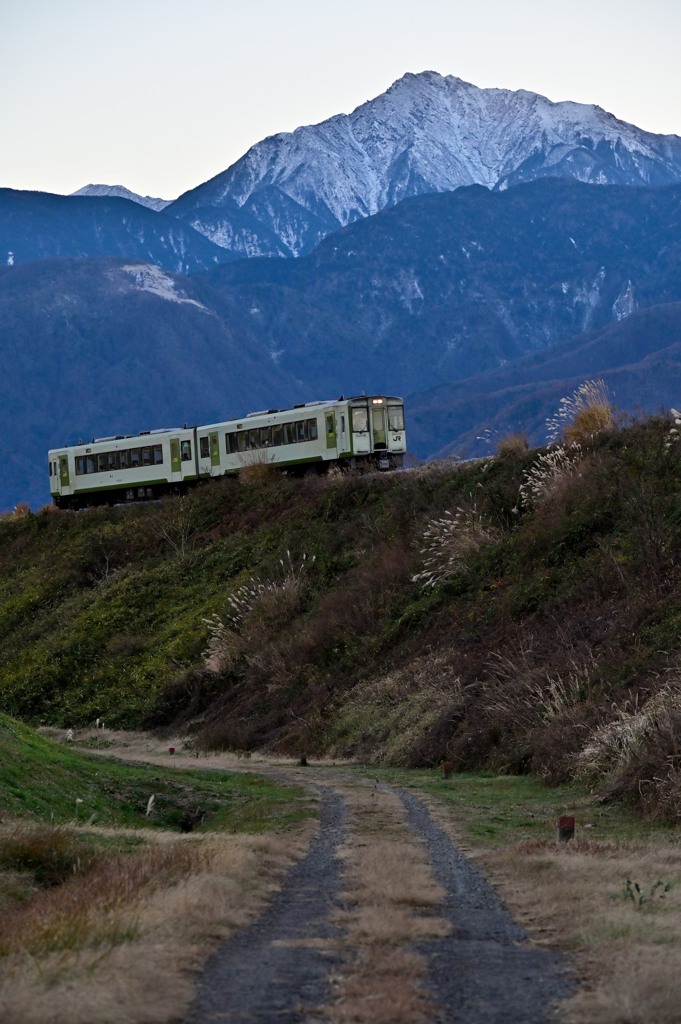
[557,815,575,842]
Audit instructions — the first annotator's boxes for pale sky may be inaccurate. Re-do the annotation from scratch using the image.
[3,0,680,201]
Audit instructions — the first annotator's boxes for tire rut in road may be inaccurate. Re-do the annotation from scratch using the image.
[186,785,347,1024]
[397,789,574,1023]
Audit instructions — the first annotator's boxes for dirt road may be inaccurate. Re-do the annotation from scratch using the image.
[187,768,573,1024]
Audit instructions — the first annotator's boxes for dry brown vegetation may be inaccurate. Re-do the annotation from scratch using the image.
[0,733,317,1024]
[6,728,681,1024]
[327,781,449,1024]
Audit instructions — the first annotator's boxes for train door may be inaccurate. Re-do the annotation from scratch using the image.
[338,410,349,455]
[169,438,183,482]
[59,455,70,492]
[325,411,337,451]
[198,431,221,475]
[209,431,220,470]
[371,404,387,450]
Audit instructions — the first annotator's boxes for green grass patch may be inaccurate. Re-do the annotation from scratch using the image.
[358,767,680,846]
[0,714,310,833]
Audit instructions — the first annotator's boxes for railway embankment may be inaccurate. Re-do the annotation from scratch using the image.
[1,410,681,820]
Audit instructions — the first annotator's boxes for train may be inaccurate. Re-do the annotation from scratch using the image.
[48,394,407,509]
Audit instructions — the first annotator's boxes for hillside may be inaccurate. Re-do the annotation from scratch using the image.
[1,406,680,820]
[407,301,681,458]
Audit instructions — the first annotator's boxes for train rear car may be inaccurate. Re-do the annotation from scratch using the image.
[48,427,197,509]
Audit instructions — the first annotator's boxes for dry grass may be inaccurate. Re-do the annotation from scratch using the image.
[329,651,462,765]
[0,738,316,1024]
[326,781,449,1024]
[547,379,616,445]
[412,499,500,589]
[25,735,681,1024]
[496,432,530,458]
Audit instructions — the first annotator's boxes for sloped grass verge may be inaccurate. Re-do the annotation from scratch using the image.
[0,713,309,832]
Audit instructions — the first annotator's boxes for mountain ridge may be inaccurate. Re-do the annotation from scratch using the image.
[71,184,172,211]
[167,70,681,257]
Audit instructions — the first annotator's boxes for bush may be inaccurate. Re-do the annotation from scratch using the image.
[546,378,616,444]
[0,825,97,887]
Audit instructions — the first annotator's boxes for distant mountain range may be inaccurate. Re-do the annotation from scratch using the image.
[0,189,225,273]
[1,70,681,508]
[5,71,681,270]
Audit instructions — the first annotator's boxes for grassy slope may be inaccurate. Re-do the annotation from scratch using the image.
[0,714,306,832]
[1,415,681,817]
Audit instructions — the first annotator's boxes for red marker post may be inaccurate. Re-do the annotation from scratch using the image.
[557,815,575,842]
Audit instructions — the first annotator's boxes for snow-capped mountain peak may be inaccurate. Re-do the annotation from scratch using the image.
[167,70,681,259]
[72,184,171,211]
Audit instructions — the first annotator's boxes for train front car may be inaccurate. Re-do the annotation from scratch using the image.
[345,395,406,469]
[48,426,198,509]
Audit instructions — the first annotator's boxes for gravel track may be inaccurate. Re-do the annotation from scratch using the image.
[187,785,347,1023]
[397,788,574,1023]
[186,773,574,1023]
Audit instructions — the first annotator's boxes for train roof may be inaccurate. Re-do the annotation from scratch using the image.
[48,395,405,452]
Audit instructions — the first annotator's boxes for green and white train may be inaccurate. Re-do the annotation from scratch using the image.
[48,394,407,509]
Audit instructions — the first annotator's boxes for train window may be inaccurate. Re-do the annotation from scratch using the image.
[130,448,141,468]
[86,455,96,474]
[237,431,248,452]
[180,440,192,461]
[142,446,152,467]
[388,407,405,431]
[272,424,282,446]
[283,421,296,445]
[120,449,130,469]
[248,429,260,449]
[326,415,335,436]
[260,426,272,447]
[199,436,210,458]
[97,454,107,473]
[74,457,83,476]
[352,408,369,432]
[295,420,306,442]
[225,432,237,454]
[308,418,318,440]
[154,445,163,465]
[107,452,118,471]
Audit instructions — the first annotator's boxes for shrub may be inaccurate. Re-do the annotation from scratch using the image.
[664,408,681,451]
[517,443,584,511]
[0,825,97,887]
[574,680,681,806]
[546,378,615,444]
[412,499,500,589]
[203,552,314,672]
[495,432,530,458]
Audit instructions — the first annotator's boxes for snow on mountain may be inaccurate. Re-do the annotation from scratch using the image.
[72,184,171,211]
[168,71,681,258]
[120,264,211,312]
